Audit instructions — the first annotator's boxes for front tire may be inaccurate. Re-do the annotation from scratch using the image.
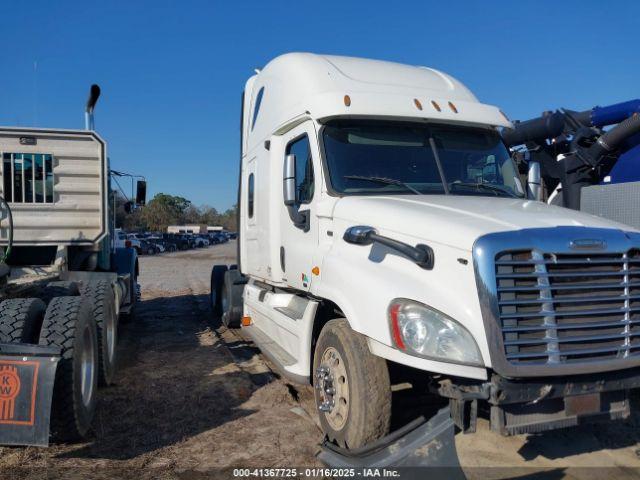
[313,318,391,449]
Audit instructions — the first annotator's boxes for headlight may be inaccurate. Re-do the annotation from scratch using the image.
[388,299,482,366]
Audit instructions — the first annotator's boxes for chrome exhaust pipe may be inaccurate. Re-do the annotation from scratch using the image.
[85,84,101,130]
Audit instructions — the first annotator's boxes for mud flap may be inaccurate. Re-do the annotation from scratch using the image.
[318,407,465,479]
[0,343,60,446]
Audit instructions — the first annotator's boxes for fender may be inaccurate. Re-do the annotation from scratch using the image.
[113,247,138,306]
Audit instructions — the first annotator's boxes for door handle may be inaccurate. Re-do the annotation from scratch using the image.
[343,226,434,269]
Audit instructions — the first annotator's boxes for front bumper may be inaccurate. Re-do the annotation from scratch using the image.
[437,367,640,435]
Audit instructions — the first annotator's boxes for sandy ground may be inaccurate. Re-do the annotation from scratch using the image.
[0,240,639,479]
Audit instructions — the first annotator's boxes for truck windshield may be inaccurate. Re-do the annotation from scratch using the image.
[322,120,523,198]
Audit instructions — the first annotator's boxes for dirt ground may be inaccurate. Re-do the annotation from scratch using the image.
[1,241,640,479]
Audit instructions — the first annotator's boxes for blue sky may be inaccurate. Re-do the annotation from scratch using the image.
[1,0,638,210]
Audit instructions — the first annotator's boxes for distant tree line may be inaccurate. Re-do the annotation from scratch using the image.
[115,193,238,232]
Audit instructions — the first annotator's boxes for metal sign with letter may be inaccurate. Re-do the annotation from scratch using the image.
[0,343,60,446]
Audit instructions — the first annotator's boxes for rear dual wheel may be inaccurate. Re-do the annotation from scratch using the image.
[39,296,98,442]
[80,281,118,386]
[0,298,47,344]
[210,264,242,327]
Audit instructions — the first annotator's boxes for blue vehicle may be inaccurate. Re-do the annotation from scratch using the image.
[503,99,640,228]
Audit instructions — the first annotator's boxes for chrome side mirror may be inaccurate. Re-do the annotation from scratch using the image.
[527,159,542,201]
[283,154,296,206]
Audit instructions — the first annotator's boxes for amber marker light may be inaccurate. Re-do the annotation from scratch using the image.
[431,100,441,112]
[414,99,423,111]
[241,316,252,327]
[448,101,458,113]
[312,266,320,276]
[344,95,351,107]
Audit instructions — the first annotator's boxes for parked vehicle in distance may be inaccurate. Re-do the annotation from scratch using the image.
[227,232,238,239]
[139,239,160,255]
[162,233,191,250]
[147,237,167,253]
[210,232,228,244]
[212,53,640,450]
[193,235,209,248]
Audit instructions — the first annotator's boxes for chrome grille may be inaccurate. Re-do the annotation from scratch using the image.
[495,249,640,365]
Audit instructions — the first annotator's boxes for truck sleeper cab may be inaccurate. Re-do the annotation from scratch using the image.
[211,53,640,449]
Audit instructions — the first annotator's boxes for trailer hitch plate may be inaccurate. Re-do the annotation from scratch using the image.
[0,344,60,446]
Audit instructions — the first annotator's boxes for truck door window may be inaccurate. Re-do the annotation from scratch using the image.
[248,173,255,217]
[251,87,264,131]
[285,135,315,204]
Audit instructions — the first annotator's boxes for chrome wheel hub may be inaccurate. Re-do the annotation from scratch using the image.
[315,347,349,430]
[106,308,116,364]
[80,324,96,407]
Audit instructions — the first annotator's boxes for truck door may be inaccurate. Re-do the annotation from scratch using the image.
[280,123,319,291]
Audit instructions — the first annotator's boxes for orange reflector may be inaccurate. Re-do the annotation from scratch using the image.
[448,101,458,113]
[431,100,441,112]
[241,316,252,327]
[344,95,351,107]
[312,266,320,276]
[413,99,423,111]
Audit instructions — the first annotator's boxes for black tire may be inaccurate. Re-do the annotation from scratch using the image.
[221,269,243,328]
[42,281,79,304]
[80,281,117,387]
[39,296,98,442]
[210,265,228,317]
[313,318,391,449]
[0,298,47,344]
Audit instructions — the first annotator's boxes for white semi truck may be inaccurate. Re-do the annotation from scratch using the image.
[0,86,142,446]
[211,53,640,449]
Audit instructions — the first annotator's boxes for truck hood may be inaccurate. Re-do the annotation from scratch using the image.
[331,195,633,251]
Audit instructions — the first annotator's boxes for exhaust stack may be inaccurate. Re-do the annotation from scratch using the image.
[85,84,101,130]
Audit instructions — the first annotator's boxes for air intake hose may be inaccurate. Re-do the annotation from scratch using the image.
[502,111,565,147]
[589,113,640,161]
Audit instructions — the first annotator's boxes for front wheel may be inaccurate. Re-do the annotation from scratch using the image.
[313,318,391,449]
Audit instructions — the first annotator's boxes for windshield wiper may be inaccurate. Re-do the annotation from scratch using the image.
[344,175,421,195]
[449,181,518,198]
